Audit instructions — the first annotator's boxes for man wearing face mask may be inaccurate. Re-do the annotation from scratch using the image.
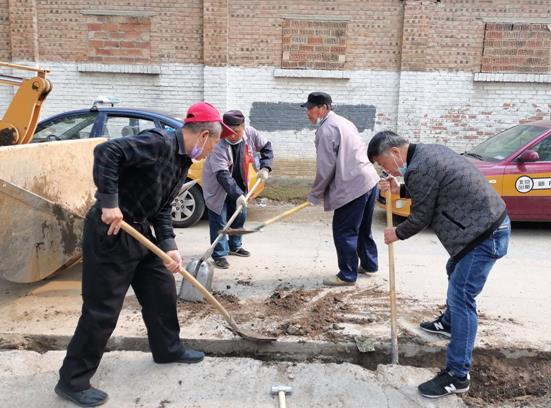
[202,110,273,269]
[367,130,510,399]
[54,102,234,407]
[302,91,380,287]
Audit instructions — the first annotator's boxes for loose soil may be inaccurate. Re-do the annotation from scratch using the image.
[166,286,550,408]
[173,284,428,342]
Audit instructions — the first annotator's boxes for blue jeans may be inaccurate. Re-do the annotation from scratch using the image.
[334,187,379,282]
[440,216,510,377]
[208,197,247,260]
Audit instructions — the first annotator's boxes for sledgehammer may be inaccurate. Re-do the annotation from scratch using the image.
[271,385,292,408]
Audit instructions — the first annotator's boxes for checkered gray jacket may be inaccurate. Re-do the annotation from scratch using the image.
[395,144,506,260]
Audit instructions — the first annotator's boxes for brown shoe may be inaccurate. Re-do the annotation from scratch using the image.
[322,275,356,287]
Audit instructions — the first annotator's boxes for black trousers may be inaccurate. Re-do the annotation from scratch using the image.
[59,207,183,391]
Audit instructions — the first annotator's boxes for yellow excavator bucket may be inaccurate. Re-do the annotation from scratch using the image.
[0,138,104,282]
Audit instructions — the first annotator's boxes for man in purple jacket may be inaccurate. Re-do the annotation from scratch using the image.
[202,110,273,269]
[302,92,380,286]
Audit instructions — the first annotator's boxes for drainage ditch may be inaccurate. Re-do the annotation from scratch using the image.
[1,333,549,407]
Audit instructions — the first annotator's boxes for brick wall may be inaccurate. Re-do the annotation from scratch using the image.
[281,19,347,70]
[86,15,152,64]
[481,23,551,73]
[34,0,203,64]
[227,0,403,70]
[0,0,10,61]
[397,71,551,151]
[2,0,551,181]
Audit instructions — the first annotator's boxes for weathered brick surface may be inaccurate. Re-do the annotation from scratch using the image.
[86,16,152,64]
[481,23,551,73]
[227,0,403,70]
[281,19,347,70]
[2,0,551,180]
[0,0,10,61]
[33,0,202,64]
[400,0,551,73]
[8,0,38,61]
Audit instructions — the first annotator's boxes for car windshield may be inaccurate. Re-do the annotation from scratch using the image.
[33,112,98,142]
[466,125,546,162]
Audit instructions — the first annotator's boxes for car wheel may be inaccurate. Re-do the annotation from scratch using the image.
[171,184,205,228]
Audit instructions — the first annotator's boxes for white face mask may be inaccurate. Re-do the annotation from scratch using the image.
[226,138,242,145]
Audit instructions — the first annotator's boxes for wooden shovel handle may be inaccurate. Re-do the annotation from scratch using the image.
[259,201,311,229]
[386,189,399,364]
[119,221,233,322]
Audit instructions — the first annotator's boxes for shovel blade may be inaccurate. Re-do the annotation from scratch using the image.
[233,329,277,343]
[222,227,258,236]
[224,318,276,342]
[179,259,214,302]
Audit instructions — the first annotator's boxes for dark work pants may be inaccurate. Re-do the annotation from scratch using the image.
[334,187,379,282]
[59,207,183,391]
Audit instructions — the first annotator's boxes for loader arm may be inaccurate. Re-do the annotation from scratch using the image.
[0,61,52,146]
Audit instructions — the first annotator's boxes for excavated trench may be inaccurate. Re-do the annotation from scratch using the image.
[2,332,550,407]
[2,287,550,407]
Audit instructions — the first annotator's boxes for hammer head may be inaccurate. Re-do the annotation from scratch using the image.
[271,385,292,395]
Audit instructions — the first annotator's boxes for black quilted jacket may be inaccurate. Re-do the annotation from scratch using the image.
[395,144,507,260]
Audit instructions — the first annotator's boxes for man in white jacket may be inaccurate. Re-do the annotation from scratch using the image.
[303,92,380,286]
[202,110,273,269]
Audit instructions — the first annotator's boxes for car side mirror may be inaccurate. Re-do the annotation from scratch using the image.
[516,150,539,163]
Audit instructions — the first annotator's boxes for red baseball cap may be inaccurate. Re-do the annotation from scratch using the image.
[184,102,235,138]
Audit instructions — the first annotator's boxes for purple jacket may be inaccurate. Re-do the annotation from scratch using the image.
[308,111,379,211]
[202,126,272,214]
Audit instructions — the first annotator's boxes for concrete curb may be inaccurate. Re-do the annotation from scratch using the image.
[1,332,548,369]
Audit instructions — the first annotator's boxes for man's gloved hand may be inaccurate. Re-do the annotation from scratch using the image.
[257,168,270,182]
[236,194,248,208]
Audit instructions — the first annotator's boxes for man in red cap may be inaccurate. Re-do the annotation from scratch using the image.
[55,102,233,407]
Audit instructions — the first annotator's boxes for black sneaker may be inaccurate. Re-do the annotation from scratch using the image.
[155,346,204,364]
[418,368,470,398]
[213,257,229,269]
[229,247,250,257]
[420,314,451,338]
[54,382,108,407]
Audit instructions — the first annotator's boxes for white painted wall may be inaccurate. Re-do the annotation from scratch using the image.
[397,71,551,151]
[2,62,550,168]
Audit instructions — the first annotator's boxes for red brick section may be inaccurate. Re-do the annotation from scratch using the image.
[481,23,551,73]
[400,0,551,73]
[31,0,203,64]
[2,0,551,72]
[281,19,347,70]
[227,0,403,70]
[7,0,38,62]
[86,16,151,64]
[203,0,228,67]
[0,0,10,60]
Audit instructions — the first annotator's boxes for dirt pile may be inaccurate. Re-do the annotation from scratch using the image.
[173,285,428,342]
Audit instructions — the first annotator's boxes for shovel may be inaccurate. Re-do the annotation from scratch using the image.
[224,201,311,236]
[178,178,264,301]
[120,220,276,343]
[385,189,399,364]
